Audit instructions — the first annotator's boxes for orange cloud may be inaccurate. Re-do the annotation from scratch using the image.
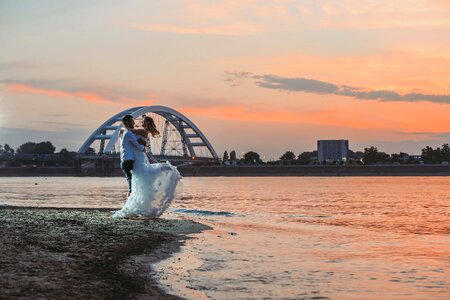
[316,0,450,29]
[180,99,450,134]
[180,105,383,129]
[5,83,117,104]
[6,83,71,99]
[128,0,450,38]
[3,82,157,106]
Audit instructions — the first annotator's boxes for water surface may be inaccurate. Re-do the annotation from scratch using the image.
[1,176,449,299]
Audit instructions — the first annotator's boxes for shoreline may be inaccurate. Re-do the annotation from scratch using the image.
[0,164,450,177]
[0,206,211,299]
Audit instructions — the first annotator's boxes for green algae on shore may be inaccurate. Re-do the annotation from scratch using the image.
[0,207,210,299]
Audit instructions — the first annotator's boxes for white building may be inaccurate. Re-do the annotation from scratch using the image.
[317,140,349,163]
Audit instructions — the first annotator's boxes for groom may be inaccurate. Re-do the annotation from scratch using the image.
[120,114,146,196]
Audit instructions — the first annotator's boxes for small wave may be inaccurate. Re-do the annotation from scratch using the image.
[173,208,235,217]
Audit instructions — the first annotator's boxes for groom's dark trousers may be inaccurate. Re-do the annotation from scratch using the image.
[121,160,134,194]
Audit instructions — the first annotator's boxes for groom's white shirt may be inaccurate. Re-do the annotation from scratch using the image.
[120,129,144,162]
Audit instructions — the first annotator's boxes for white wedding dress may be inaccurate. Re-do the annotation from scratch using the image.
[113,140,182,218]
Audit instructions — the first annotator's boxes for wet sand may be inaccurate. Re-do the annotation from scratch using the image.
[0,206,211,299]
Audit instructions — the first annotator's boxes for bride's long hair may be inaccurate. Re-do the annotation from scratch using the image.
[142,115,160,137]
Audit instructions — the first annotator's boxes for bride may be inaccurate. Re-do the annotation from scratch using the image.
[112,115,182,218]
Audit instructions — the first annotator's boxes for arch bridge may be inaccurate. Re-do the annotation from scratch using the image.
[78,105,219,163]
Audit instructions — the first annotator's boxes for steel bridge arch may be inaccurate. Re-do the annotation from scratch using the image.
[78,105,219,159]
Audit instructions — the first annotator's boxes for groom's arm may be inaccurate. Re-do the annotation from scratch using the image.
[125,132,145,152]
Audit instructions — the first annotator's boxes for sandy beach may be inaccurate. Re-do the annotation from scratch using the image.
[0,206,211,299]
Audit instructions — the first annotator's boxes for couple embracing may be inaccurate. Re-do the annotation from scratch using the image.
[112,114,181,218]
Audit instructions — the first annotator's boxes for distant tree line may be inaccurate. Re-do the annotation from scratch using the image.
[2,141,449,167]
[421,144,450,164]
[0,144,14,155]
[222,150,262,165]
[221,143,450,165]
[16,141,56,154]
[222,149,318,165]
[0,141,77,166]
[360,144,450,165]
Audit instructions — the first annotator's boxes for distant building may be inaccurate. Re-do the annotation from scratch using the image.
[317,140,349,163]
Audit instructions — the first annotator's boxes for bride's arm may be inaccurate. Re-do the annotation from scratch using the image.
[127,128,149,137]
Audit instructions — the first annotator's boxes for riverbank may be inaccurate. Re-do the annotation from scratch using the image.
[0,207,211,299]
[1,164,450,177]
[179,164,450,176]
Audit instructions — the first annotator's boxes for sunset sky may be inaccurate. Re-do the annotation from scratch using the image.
[1,0,450,159]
